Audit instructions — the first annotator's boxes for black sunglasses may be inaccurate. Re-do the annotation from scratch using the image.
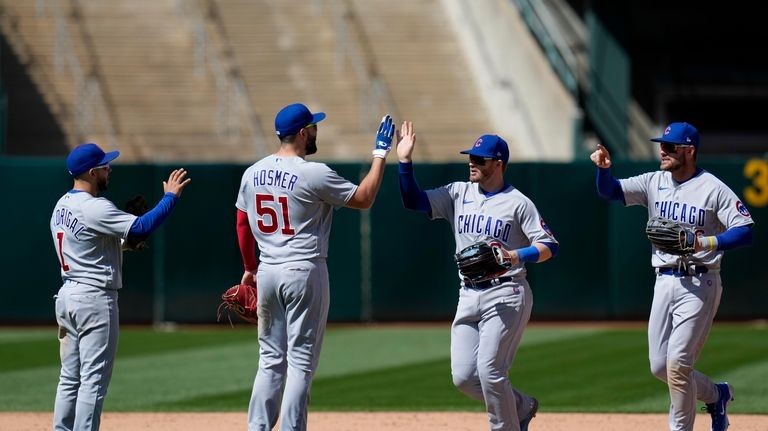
[659,142,693,154]
[469,155,497,166]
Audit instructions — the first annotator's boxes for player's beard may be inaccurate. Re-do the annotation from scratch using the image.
[97,176,109,192]
[660,156,684,172]
[305,135,318,155]
[468,166,488,183]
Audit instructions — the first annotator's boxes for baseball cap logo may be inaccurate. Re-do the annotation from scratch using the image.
[474,138,483,147]
[664,126,671,135]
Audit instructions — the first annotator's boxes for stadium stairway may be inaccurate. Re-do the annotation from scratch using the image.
[2,0,494,162]
[348,0,492,161]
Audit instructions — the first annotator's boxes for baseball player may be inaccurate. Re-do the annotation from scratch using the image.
[50,143,190,431]
[590,122,754,431]
[397,122,558,431]
[235,103,394,431]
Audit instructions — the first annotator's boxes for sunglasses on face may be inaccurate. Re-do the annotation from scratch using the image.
[91,164,111,172]
[659,142,693,154]
[469,155,496,166]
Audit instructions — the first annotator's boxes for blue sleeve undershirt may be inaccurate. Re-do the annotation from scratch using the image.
[596,168,625,203]
[715,225,753,251]
[517,242,559,263]
[516,245,540,263]
[398,162,432,213]
[542,242,559,257]
[127,192,178,238]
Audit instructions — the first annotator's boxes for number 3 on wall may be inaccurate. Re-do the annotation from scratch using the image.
[255,194,296,235]
[744,159,768,208]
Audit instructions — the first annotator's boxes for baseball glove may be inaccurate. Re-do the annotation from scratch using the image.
[217,284,258,325]
[645,216,696,255]
[454,241,510,282]
[124,195,149,251]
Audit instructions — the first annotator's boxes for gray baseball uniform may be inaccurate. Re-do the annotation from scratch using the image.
[236,155,357,431]
[427,181,557,431]
[620,169,754,430]
[50,191,136,431]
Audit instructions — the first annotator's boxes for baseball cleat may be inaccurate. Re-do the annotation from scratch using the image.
[520,397,539,431]
[704,382,733,431]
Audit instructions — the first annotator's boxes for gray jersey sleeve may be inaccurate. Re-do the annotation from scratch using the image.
[517,197,558,245]
[82,198,137,238]
[426,182,460,220]
[235,173,249,212]
[306,163,357,208]
[620,172,655,207]
[715,186,755,229]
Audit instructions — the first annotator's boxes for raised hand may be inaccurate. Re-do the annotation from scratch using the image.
[372,115,395,159]
[163,168,192,197]
[396,121,416,163]
[590,143,612,168]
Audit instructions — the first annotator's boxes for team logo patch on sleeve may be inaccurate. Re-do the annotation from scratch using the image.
[736,200,751,217]
[540,219,555,237]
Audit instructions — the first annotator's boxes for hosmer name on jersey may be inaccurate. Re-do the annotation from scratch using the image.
[53,208,86,239]
[457,213,513,241]
[252,169,299,191]
[654,200,706,226]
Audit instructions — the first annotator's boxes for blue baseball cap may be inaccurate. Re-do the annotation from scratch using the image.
[274,103,326,137]
[66,143,120,177]
[650,122,700,148]
[460,134,509,164]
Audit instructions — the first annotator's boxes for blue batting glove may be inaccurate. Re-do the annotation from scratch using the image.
[373,115,395,159]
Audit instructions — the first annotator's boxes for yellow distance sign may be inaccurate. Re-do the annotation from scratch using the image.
[744,158,768,208]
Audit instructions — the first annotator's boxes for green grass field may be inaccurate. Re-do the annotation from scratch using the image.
[1,323,767,413]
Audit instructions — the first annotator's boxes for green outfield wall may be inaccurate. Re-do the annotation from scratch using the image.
[1,157,766,323]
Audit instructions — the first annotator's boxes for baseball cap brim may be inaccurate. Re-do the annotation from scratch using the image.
[100,150,120,166]
[649,137,689,144]
[310,112,326,125]
[459,148,494,157]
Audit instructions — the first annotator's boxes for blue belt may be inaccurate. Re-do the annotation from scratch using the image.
[657,266,709,277]
[463,276,514,289]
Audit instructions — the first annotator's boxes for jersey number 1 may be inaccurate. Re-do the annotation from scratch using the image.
[255,194,296,235]
[55,231,70,271]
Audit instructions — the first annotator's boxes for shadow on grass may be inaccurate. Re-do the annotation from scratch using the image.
[152,328,767,413]
[1,328,258,373]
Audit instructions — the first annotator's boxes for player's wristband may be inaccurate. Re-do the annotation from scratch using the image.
[695,236,718,251]
[372,148,390,159]
[515,246,540,263]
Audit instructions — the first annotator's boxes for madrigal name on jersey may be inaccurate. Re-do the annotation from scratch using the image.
[53,208,86,239]
[654,200,706,226]
[457,213,513,242]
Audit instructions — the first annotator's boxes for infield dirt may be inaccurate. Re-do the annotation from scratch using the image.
[3,412,768,430]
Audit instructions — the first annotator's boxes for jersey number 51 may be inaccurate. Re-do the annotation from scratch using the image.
[255,194,296,235]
